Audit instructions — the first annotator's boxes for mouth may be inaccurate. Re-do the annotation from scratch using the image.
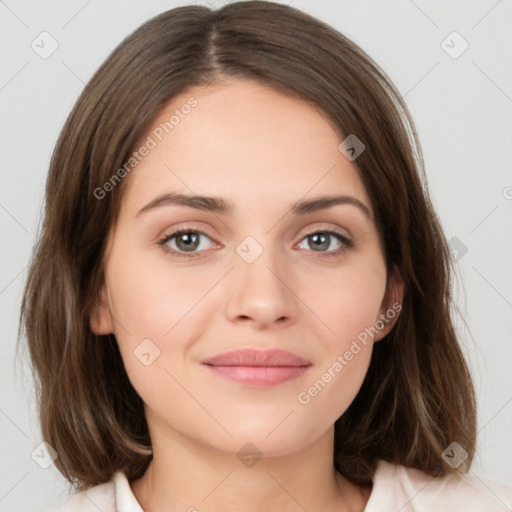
[201,349,312,387]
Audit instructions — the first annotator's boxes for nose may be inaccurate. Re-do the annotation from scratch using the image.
[224,243,299,330]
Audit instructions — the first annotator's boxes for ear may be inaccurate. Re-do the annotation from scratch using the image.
[373,267,404,342]
[89,284,115,335]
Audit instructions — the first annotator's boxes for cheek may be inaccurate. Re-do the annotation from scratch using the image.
[291,255,387,420]
[296,343,373,435]
[309,254,387,350]
[103,248,220,391]
[105,248,213,341]
[295,267,384,417]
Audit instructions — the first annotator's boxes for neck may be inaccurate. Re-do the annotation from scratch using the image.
[130,423,371,512]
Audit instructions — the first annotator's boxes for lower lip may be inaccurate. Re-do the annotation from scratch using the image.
[203,365,310,386]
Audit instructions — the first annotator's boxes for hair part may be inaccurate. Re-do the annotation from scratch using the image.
[19,0,476,491]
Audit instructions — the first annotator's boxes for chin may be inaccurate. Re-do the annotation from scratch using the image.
[206,421,321,460]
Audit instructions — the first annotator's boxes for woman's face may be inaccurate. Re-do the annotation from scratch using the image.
[91,78,402,457]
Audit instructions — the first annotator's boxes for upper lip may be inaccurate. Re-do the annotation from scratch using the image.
[201,349,312,367]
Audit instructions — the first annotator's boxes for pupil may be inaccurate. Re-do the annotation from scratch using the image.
[178,232,199,251]
[311,233,328,250]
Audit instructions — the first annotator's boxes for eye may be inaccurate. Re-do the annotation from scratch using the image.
[158,225,354,259]
[296,228,353,258]
[158,227,215,258]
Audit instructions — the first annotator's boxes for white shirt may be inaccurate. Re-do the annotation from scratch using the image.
[50,459,512,511]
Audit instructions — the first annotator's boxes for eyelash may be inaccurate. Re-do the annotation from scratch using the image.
[157,224,354,259]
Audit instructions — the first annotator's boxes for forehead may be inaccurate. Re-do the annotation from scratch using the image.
[120,77,371,217]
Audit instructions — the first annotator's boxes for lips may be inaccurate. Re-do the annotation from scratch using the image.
[201,348,311,367]
[201,349,312,387]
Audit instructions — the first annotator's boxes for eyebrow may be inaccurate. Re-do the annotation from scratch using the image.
[136,192,373,221]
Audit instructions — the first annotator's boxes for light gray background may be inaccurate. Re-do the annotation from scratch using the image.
[1,0,511,510]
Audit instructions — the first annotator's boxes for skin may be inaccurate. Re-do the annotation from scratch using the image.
[91,77,403,512]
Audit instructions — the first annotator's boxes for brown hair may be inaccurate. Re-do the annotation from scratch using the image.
[19,0,476,491]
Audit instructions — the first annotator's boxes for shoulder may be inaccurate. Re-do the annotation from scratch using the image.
[49,479,115,512]
[49,471,141,512]
[365,460,512,511]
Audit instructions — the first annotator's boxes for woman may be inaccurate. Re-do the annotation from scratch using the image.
[20,1,512,510]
